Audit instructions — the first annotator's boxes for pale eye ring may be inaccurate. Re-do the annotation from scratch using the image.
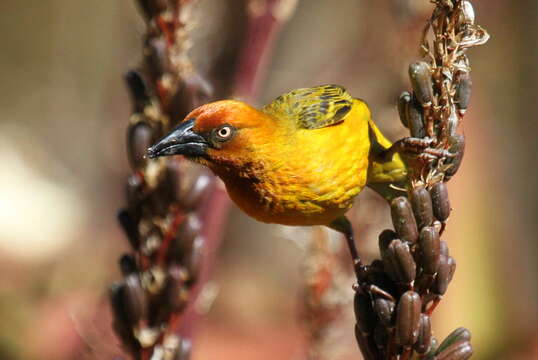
[214,124,235,141]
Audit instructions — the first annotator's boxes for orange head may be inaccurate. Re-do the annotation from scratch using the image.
[147,100,281,175]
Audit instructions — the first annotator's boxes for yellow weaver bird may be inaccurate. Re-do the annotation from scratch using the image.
[148,85,413,272]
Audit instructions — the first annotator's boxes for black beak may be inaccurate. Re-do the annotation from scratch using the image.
[147,119,208,159]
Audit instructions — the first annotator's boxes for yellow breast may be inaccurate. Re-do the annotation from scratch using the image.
[221,100,372,226]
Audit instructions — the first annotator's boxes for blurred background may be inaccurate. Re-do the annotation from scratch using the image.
[0,0,536,359]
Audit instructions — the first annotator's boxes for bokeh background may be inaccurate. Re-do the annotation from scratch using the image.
[0,1,536,359]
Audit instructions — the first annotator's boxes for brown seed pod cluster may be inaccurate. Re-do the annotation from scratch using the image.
[353,187,462,359]
[111,1,214,359]
[353,1,487,359]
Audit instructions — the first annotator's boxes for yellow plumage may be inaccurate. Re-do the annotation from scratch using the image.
[148,84,408,228]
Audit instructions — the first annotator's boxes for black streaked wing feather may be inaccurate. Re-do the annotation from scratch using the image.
[261,85,353,129]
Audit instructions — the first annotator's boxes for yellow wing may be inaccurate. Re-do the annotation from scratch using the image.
[261,85,353,129]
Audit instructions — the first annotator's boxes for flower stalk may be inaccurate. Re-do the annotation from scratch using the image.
[352,1,489,359]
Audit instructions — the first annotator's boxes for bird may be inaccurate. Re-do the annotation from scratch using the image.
[148,84,418,276]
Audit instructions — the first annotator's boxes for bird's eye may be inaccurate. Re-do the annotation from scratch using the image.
[213,124,235,142]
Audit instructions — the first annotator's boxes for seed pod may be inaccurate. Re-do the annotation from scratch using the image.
[436,342,473,360]
[118,209,140,249]
[432,255,456,295]
[354,292,376,334]
[409,62,434,106]
[355,325,380,360]
[168,214,202,262]
[455,71,472,115]
[440,240,449,257]
[459,1,475,25]
[427,336,439,357]
[395,291,422,347]
[374,297,395,327]
[407,97,426,138]
[430,182,451,222]
[184,235,204,284]
[126,174,145,219]
[414,314,432,354]
[419,226,441,275]
[391,197,419,243]
[445,134,466,180]
[379,229,398,254]
[398,91,412,128]
[168,72,214,121]
[448,256,457,280]
[364,268,398,296]
[383,239,416,284]
[109,283,140,351]
[166,161,212,211]
[144,36,168,79]
[135,0,167,19]
[127,121,156,171]
[410,186,434,229]
[373,324,389,349]
[436,327,472,355]
[123,274,149,325]
[125,70,150,113]
[159,266,190,317]
[120,254,138,276]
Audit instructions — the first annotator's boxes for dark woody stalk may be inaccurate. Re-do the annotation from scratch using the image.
[352,1,488,360]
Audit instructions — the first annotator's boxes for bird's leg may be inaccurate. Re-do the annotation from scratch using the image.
[328,216,364,281]
[379,137,455,163]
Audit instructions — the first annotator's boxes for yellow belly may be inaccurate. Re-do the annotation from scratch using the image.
[220,102,371,226]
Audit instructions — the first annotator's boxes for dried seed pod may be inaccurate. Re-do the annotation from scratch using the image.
[144,37,168,79]
[440,240,449,257]
[455,71,472,115]
[373,324,389,349]
[446,134,466,180]
[123,274,149,325]
[120,254,138,276]
[398,91,412,128]
[118,209,140,249]
[448,256,457,283]
[168,72,214,120]
[354,292,376,334]
[136,0,167,19]
[125,70,150,113]
[355,325,380,360]
[127,121,156,171]
[364,268,398,296]
[436,327,472,355]
[126,173,145,218]
[109,283,141,351]
[432,255,456,295]
[410,186,434,229]
[419,226,441,275]
[436,341,473,360]
[184,235,204,284]
[409,61,434,106]
[391,197,419,243]
[459,1,475,25]
[374,297,395,327]
[383,239,416,284]
[379,229,398,253]
[395,291,422,347]
[168,214,201,260]
[166,161,212,211]
[407,97,426,138]
[157,266,190,321]
[430,182,451,222]
[414,314,432,354]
